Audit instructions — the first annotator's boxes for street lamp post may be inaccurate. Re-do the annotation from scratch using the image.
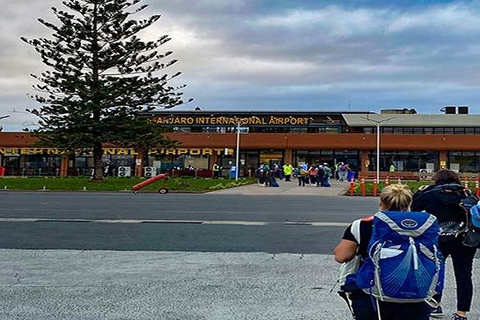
[235,120,241,181]
[361,115,395,184]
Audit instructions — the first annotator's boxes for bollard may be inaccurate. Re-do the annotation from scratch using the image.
[476,177,479,198]
[83,186,87,191]
[349,178,355,196]
[373,179,378,197]
[385,176,390,186]
[3,186,6,190]
[464,176,469,189]
[397,177,401,184]
[361,178,366,197]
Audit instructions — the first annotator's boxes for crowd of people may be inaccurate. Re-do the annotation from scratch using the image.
[255,161,353,187]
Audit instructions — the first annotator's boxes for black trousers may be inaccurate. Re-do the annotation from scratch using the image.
[435,236,477,312]
[351,291,430,320]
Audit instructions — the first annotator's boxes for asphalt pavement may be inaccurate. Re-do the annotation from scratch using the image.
[0,250,477,320]
[0,181,478,319]
[210,177,350,196]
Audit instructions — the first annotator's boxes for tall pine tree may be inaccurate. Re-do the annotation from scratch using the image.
[21,0,190,180]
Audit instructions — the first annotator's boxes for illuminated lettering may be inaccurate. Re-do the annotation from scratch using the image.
[177,148,188,155]
[46,148,60,155]
[104,148,116,155]
[152,115,310,126]
[148,149,159,155]
[202,149,213,155]
[190,149,201,155]
[116,149,127,155]
[165,149,176,155]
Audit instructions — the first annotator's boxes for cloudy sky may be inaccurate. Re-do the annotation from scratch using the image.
[2,0,480,131]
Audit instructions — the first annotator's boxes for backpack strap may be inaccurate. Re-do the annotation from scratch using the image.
[375,212,437,237]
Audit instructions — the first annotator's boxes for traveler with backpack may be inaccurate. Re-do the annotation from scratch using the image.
[411,170,477,320]
[334,184,442,320]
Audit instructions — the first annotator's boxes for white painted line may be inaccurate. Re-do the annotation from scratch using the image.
[285,222,312,226]
[0,218,39,223]
[310,222,350,227]
[203,221,268,226]
[0,217,350,227]
[36,218,91,223]
[94,219,143,224]
[141,220,204,224]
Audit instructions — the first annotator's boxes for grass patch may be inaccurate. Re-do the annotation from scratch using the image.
[0,176,256,192]
[348,180,475,196]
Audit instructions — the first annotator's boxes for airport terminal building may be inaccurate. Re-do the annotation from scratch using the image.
[1,107,480,178]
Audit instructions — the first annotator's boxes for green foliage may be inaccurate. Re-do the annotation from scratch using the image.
[21,0,191,179]
[348,180,468,196]
[0,177,256,192]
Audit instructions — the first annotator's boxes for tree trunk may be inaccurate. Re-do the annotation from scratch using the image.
[93,142,104,181]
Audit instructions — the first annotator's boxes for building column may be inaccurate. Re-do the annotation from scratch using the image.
[439,151,448,170]
[135,150,144,177]
[60,155,69,177]
[284,148,293,165]
[360,150,370,173]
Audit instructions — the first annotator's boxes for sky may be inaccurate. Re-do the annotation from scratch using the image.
[2,0,480,131]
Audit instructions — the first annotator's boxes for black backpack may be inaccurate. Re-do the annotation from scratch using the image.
[412,183,467,236]
[460,192,480,247]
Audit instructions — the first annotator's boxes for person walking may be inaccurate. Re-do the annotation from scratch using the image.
[411,169,476,320]
[212,162,221,178]
[322,163,331,187]
[308,164,318,186]
[263,163,271,187]
[339,163,349,182]
[297,166,307,186]
[283,163,293,182]
[334,184,436,320]
[316,165,325,187]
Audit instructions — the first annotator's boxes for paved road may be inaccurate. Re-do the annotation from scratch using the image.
[0,182,478,319]
[0,250,477,320]
[0,185,376,252]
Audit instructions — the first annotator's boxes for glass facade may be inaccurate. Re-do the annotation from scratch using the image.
[294,149,360,171]
[448,151,480,172]
[368,151,438,172]
[364,127,480,134]
[3,155,61,176]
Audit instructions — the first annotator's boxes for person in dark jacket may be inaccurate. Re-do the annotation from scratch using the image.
[411,170,476,320]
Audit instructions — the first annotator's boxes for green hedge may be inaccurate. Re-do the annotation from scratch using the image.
[0,176,256,192]
[348,180,475,196]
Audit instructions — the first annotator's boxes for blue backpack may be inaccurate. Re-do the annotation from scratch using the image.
[356,211,444,303]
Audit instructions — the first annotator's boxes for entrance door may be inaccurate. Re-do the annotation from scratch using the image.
[259,151,283,166]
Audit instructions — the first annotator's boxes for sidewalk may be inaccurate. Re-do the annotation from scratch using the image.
[0,249,477,320]
[210,178,351,196]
